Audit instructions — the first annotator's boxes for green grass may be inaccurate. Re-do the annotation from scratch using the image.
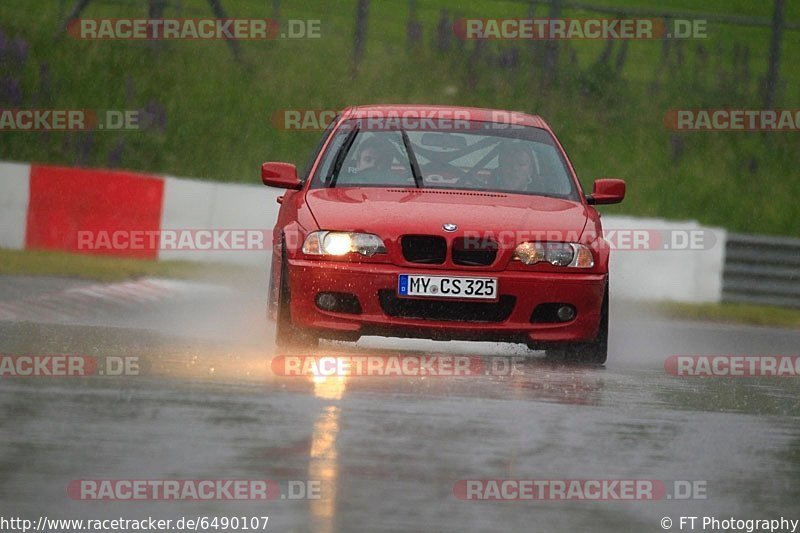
[656,301,800,329]
[1,0,799,235]
[0,248,254,283]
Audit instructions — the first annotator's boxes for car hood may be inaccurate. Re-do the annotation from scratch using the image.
[304,187,588,239]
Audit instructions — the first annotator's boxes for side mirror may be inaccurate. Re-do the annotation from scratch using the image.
[261,162,301,189]
[587,178,625,205]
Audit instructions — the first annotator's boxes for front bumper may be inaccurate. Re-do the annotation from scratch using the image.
[287,259,607,345]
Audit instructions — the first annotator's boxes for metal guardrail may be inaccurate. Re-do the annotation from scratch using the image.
[722,233,800,309]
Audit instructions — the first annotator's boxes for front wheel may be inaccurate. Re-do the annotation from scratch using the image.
[274,244,318,351]
[545,285,609,365]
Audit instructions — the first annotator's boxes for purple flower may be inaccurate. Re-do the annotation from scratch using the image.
[140,100,167,132]
[108,139,126,168]
[37,62,52,104]
[12,37,28,66]
[0,77,22,106]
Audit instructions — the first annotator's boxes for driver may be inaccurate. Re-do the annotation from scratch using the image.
[355,136,394,176]
[495,143,537,192]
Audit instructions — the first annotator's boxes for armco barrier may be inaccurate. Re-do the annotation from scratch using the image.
[722,233,800,309]
[1,161,729,304]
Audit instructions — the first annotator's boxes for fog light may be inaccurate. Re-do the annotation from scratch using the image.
[557,305,576,322]
[316,293,339,311]
[315,292,363,314]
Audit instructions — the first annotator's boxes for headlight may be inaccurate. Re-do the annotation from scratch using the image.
[302,231,387,257]
[513,242,594,268]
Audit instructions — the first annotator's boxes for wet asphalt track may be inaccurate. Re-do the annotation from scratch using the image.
[0,273,799,533]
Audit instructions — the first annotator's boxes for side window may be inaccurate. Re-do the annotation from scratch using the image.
[299,115,339,183]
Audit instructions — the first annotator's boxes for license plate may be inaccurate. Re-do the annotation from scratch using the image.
[398,274,498,300]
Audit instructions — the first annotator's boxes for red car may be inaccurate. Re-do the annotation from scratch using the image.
[262,105,625,363]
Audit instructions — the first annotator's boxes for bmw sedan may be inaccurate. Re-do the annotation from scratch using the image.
[262,105,625,363]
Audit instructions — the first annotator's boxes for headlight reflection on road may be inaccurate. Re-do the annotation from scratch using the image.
[311,373,347,400]
[309,373,347,533]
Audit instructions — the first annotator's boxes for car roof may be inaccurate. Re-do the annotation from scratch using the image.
[340,104,550,130]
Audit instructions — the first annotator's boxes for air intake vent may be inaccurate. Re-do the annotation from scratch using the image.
[401,235,447,264]
[452,237,498,267]
[379,291,515,322]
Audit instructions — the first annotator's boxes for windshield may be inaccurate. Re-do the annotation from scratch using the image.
[310,119,579,200]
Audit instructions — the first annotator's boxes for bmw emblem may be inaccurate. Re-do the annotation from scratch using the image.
[443,223,458,232]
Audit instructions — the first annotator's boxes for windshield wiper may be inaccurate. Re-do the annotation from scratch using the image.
[326,126,360,188]
[400,129,423,188]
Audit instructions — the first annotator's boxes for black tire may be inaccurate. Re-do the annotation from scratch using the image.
[545,285,609,365]
[274,241,318,351]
